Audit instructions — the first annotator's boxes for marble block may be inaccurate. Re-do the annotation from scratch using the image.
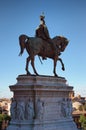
[7,75,77,130]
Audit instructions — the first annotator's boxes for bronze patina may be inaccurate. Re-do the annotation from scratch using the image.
[19,14,69,76]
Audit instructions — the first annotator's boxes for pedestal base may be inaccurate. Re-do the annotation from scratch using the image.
[7,75,77,130]
[7,120,77,130]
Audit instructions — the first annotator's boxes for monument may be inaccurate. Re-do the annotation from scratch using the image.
[7,14,77,130]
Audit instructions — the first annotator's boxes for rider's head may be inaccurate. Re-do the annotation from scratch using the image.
[40,12,45,21]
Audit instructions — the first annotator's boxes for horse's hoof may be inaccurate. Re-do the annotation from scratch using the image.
[62,67,65,71]
[26,72,31,75]
[36,73,39,76]
[54,74,58,77]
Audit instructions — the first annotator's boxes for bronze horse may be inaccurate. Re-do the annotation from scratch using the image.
[19,34,69,76]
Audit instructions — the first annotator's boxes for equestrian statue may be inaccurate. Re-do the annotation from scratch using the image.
[19,13,69,76]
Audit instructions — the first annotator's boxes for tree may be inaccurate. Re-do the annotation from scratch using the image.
[3,114,11,121]
[79,114,86,130]
[0,114,11,129]
[0,114,4,129]
[0,114,4,122]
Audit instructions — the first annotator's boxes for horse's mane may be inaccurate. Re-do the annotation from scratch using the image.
[52,36,63,40]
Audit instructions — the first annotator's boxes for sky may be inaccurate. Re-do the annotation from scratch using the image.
[0,0,86,98]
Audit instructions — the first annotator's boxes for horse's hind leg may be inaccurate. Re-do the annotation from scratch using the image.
[53,58,58,77]
[25,56,31,75]
[31,57,39,76]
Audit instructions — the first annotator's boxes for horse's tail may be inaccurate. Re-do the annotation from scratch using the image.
[19,34,29,56]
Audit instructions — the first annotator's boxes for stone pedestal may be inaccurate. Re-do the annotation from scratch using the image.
[7,75,77,130]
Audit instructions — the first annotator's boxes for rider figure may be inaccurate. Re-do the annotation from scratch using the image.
[36,13,50,40]
[35,13,59,59]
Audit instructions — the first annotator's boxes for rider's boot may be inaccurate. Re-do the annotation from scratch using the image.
[42,47,47,60]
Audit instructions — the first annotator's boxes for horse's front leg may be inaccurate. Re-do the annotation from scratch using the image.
[53,58,58,77]
[31,57,39,76]
[58,58,65,71]
[25,56,31,75]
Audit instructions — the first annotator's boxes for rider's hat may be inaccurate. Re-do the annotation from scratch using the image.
[40,12,45,19]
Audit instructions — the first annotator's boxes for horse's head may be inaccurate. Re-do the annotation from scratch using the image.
[58,36,69,52]
[53,36,69,52]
